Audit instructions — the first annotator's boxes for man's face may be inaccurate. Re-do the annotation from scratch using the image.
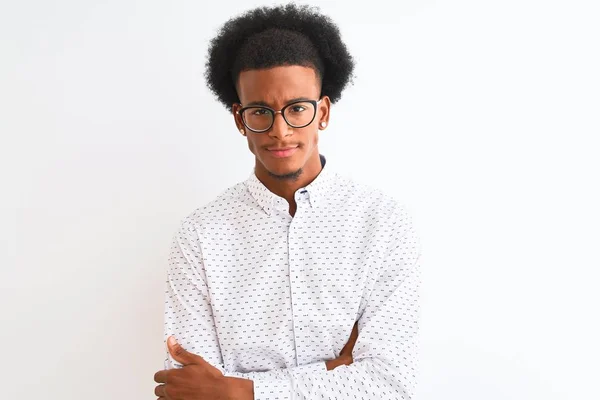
[233,65,329,179]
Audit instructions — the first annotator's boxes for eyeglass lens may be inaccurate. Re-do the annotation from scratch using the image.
[241,101,316,132]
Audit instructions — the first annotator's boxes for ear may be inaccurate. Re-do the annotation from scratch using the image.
[232,103,243,130]
[318,96,331,129]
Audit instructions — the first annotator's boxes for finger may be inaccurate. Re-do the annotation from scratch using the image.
[350,321,359,341]
[347,322,359,348]
[154,384,167,397]
[340,322,359,355]
[167,336,195,366]
[154,369,170,383]
[167,336,205,366]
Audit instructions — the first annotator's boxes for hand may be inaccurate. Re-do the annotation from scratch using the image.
[153,336,232,400]
[340,321,359,359]
[326,321,359,371]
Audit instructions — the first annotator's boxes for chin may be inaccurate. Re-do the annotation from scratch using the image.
[262,158,303,178]
[267,161,299,175]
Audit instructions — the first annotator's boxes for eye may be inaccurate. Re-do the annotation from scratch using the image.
[289,105,307,113]
[252,108,269,116]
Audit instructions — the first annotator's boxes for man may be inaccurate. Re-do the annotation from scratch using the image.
[154,4,421,399]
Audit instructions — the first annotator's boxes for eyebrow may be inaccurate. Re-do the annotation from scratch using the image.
[245,97,312,107]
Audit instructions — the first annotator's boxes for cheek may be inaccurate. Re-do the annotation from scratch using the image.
[247,138,256,155]
[246,136,264,156]
[308,127,319,147]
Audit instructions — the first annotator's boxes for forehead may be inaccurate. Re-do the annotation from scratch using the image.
[236,65,320,106]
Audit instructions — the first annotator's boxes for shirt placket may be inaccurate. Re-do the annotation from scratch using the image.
[288,189,309,366]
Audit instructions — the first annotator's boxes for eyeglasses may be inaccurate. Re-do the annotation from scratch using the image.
[236,98,323,133]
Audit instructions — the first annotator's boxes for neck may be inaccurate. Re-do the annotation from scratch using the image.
[254,151,322,205]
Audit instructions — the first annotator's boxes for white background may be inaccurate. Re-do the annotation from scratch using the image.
[1,0,599,399]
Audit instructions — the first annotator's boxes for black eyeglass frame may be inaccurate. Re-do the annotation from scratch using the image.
[236,98,323,133]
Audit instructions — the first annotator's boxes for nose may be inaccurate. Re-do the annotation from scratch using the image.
[268,112,292,140]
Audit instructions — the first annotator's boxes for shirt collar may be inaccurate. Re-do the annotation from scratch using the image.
[245,154,336,216]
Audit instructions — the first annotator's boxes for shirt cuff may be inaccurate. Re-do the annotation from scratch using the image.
[253,377,293,400]
[292,361,327,374]
[252,361,326,400]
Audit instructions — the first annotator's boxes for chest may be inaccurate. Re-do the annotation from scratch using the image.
[204,206,384,303]
[199,205,388,367]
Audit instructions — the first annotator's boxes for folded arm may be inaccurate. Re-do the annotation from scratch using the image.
[164,204,422,399]
[162,218,328,382]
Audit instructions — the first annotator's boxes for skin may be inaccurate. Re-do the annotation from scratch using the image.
[154,326,357,399]
[232,65,330,217]
[154,337,231,400]
[153,64,359,399]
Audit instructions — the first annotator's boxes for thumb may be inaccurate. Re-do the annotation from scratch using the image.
[167,336,203,366]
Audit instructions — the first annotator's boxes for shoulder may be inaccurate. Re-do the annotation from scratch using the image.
[334,171,417,237]
[177,180,249,232]
[335,171,409,214]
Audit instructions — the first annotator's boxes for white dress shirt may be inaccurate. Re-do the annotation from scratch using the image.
[163,154,422,399]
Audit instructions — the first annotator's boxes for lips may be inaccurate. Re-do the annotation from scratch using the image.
[266,145,299,151]
[267,146,299,158]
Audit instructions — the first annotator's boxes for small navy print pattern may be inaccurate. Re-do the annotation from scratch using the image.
[163,155,422,399]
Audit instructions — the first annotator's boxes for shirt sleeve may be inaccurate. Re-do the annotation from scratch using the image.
[162,218,327,382]
[252,204,423,400]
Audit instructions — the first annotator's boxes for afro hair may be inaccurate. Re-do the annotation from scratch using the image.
[204,3,355,112]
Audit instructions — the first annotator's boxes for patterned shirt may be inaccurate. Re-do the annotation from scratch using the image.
[163,154,422,399]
